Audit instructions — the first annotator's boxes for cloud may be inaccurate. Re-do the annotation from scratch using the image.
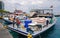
[2,0,60,15]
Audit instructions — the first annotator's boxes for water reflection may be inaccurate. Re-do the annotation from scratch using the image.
[0,19,3,23]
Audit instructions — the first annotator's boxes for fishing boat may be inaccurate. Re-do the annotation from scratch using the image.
[6,9,56,38]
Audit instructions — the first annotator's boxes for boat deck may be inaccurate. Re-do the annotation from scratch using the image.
[8,19,56,37]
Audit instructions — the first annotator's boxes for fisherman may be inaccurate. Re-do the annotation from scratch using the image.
[46,20,49,26]
[16,18,21,28]
[13,16,16,27]
[23,14,29,20]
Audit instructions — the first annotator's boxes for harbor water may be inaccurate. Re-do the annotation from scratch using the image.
[0,17,60,38]
[41,17,60,38]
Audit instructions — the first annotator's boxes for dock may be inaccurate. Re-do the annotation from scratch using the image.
[0,23,13,38]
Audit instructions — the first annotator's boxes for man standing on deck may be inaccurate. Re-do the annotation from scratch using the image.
[13,16,15,27]
[16,18,21,28]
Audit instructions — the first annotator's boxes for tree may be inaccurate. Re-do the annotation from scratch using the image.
[0,9,9,13]
[0,9,10,18]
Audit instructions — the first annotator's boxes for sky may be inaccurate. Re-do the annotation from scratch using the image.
[2,0,60,15]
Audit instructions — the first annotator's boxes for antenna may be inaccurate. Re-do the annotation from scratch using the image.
[50,5,53,13]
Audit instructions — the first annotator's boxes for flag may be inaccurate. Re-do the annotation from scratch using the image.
[50,5,53,8]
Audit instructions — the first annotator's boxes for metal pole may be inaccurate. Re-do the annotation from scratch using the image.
[39,34,41,38]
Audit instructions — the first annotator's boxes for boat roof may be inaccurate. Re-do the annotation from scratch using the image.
[30,9,53,12]
[29,9,53,17]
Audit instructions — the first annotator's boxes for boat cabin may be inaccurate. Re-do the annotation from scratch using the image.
[29,9,53,18]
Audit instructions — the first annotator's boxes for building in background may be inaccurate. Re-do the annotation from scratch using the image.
[0,1,4,18]
[0,1,4,10]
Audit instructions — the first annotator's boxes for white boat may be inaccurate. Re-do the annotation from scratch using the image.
[7,9,56,38]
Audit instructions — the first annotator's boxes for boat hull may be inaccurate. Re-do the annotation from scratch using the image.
[8,17,56,38]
